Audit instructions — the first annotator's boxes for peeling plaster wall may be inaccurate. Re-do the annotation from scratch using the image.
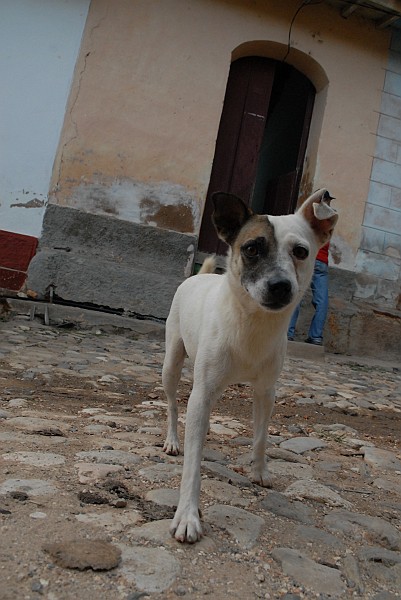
[52,0,389,259]
[0,0,90,237]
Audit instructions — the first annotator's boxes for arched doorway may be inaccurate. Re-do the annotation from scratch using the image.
[197,56,315,258]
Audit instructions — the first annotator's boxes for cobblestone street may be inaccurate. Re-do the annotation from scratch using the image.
[0,306,400,599]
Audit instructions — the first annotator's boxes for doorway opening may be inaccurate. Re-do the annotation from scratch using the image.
[197,56,315,258]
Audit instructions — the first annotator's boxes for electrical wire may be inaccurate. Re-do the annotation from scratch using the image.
[282,1,323,64]
[282,0,401,64]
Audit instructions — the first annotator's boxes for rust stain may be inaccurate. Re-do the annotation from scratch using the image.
[297,168,313,209]
[328,313,340,336]
[330,246,342,265]
[140,198,194,233]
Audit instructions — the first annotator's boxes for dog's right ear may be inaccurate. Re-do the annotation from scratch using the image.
[212,192,253,245]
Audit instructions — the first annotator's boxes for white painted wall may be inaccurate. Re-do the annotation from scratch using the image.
[0,0,90,237]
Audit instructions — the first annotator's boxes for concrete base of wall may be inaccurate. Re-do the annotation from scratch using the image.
[292,267,401,363]
[27,204,197,319]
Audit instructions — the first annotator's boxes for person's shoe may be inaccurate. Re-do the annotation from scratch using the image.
[287,336,294,342]
[305,337,323,346]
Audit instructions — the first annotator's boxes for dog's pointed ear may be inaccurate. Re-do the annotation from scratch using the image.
[212,192,253,245]
[298,188,338,246]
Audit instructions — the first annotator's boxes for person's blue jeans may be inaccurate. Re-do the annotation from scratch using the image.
[288,260,329,343]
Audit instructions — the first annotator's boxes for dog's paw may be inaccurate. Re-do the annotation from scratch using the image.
[251,468,273,488]
[170,510,203,543]
[163,438,180,456]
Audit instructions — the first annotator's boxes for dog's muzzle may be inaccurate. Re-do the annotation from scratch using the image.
[264,276,293,310]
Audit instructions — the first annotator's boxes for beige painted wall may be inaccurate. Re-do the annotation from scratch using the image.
[51,0,390,270]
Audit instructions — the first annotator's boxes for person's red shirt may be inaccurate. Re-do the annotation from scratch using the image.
[316,242,329,264]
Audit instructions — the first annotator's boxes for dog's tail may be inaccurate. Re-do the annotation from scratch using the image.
[198,255,216,274]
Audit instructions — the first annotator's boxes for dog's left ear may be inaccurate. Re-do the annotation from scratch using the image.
[212,192,253,245]
[298,188,338,246]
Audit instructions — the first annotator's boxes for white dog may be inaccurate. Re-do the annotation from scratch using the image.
[162,189,338,543]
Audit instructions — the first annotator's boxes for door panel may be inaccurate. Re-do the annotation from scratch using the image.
[198,57,276,255]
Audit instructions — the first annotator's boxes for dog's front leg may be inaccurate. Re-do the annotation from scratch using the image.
[170,381,218,543]
[251,385,275,487]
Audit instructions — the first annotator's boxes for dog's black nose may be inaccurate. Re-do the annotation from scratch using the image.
[268,277,292,303]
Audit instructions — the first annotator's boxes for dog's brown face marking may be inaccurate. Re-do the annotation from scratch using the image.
[232,216,278,274]
[230,216,295,310]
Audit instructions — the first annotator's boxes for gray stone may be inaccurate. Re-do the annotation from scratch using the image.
[76,462,125,484]
[83,424,114,434]
[272,547,346,596]
[2,451,65,467]
[341,553,364,593]
[201,460,252,487]
[118,544,181,593]
[8,398,29,408]
[280,437,328,454]
[201,479,250,507]
[266,448,308,463]
[137,426,162,435]
[76,510,142,532]
[230,437,253,447]
[358,546,401,567]
[324,510,401,550]
[315,461,342,473]
[260,491,315,525]
[202,447,228,463]
[373,477,401,495]
[145,488,180,507]
[75,450,140,466]
[284,479,352,508]
[203,504,264,548]
[0,478,57,497]
[364,447,401,471]
[293,525,345,551]
[268,461,314,480]
[0,409,10,419]
[6,417,67,434]
[139,463,182,483]
[343,437,375,449]
[314,423,358,435]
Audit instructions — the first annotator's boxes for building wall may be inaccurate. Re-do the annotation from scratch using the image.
[356,30,401,310]
[0,0,90,290]
[50,0,390,272]
[0,0,90,237]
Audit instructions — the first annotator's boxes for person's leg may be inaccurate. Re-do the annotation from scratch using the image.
[307,260,329,344]
[287,304,300,339]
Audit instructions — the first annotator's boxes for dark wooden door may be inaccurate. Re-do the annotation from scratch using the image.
[198,57,276,256]
[197,57,315,257]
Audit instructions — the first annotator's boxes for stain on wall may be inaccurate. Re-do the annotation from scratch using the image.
[51,176,200,234]
[140,198,194,233]
[10,199,46,209]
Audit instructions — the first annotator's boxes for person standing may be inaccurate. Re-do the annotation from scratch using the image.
[287,241,330,346]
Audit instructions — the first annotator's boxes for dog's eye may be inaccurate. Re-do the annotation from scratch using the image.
[243,242,259,258]
[293,245,309,260]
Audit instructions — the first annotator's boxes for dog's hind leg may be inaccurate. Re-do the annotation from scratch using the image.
[162,333,186,456]
[251,385,275,488]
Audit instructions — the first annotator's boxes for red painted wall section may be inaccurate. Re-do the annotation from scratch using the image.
[0,230,38,291]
